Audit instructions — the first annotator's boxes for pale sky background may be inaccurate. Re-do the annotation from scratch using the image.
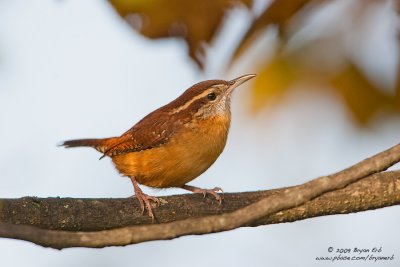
[0,0,399,266]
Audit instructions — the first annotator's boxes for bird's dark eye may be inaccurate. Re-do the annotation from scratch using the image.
[207,92,216,101]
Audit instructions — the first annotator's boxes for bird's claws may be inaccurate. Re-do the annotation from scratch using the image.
[134,192,160,222]
[188,186,223,204]
[130,176,161,222]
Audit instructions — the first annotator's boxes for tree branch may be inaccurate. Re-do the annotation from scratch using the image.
[0,143,399,249]
[1,171,399,231]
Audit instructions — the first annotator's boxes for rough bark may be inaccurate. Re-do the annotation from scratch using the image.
[0,171,399,231]
[0,143,399,249]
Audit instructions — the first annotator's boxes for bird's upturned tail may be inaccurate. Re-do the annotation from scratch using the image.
[60,137,115,154]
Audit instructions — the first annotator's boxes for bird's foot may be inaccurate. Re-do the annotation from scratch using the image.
[134,190,160,222]
[130,176,160,222]
[182,185,223,204]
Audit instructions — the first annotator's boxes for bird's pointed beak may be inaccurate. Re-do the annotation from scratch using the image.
[227,74,256,94]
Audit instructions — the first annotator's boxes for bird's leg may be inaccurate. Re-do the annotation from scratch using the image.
[129,176,160,222]
[181,184,223,204]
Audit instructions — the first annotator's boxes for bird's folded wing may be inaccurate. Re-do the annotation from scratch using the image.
[102,112,176,157]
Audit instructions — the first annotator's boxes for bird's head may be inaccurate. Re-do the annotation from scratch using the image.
[168,74,256,119]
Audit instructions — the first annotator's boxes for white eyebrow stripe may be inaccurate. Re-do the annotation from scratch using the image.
[169,88,214,114]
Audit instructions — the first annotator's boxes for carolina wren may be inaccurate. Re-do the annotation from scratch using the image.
[61,74,255,221]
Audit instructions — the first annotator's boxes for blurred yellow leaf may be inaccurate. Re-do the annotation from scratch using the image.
[251,55,295,111]
[109,0,252,68]
[251,50,399,125]
[109,0,400,126]
[331,64,395,125]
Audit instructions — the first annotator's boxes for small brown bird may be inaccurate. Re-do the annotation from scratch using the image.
[61,74,255,220]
